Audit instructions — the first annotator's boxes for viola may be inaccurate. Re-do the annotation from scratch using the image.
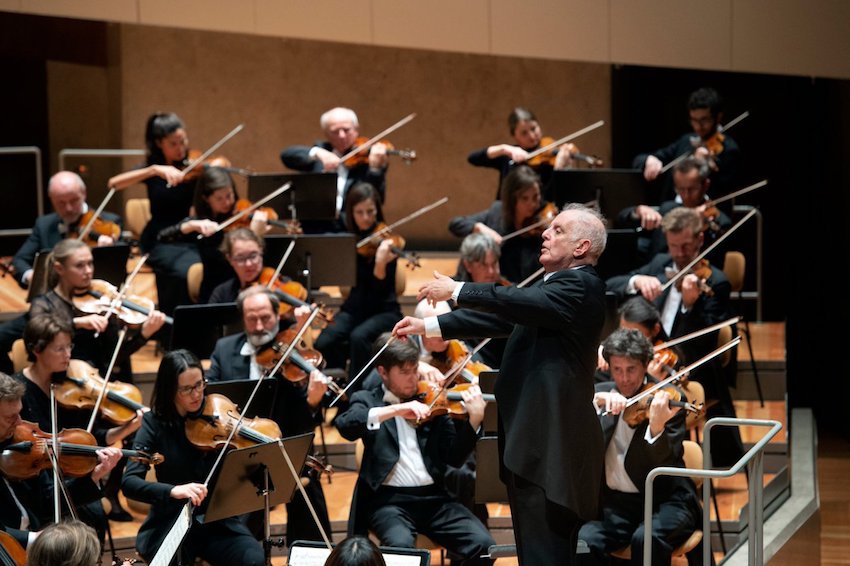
[68,210,122,246]
[356,222,421,269]
[619,383,703,428]
[184,393,333,477]
[55,359,148,426]
[443,340,492,384]
[525,137,603,168]
[0,421,162,481]
[72,279,173,326]
[343,137,416,168]
[410,381,495,423]
[0,530,26,566]
[231,199,302,235]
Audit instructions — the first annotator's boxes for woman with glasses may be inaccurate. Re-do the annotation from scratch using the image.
[122,349,265,566]
[207,227,269,304]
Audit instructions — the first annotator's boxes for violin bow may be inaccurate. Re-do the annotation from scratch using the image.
[329,335,396,408]
[654,316,741,352]
[602,334,741,417]
[356,196,449,249]
[77,187,116,243]
[265,240,296,291]
[168,123,244,187]
[705,179,768,209]
[513,119,605,165]
[419,338,489,419]
[201,181,292,239]
[502,217,549,243]
[660,110,750,174]
[96,253,150,336]
[660,207,758,292]
[338,113,417,164]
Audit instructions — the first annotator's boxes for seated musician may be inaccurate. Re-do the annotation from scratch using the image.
[28,238,165,383]
[0,370,121,550]
[207,228,274,305]
[333,335,495,565]
[579,328,702,566]
[156,166,268,303]
[15,314,142,536]
[205,286,333,545]
[23,519,100,566]
[122,349,265,566]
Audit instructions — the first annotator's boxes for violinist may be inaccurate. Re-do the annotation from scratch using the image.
[448,165,548,284]
[467,107,577,201]
[333,336,494,564]
[207,228,268,304]
[632,87,741,212]
[0,372,121,551]
[28,239,165,383]
[615,156,732,264]
[121,349,265,566]
[605,207,744,466]
[313,183,402,389]
[280,107,389,229]
[580,328,702,566]
[204,287,333,544]
[156,166,269,303]
[108,112,200,324]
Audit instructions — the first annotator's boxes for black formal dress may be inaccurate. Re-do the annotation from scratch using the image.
[122,408,264,566]
[467,147,558,202]
[334,380,495,565]
[436,268,607,565]
[578,380,703,566]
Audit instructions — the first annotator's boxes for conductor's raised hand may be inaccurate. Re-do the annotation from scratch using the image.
[416,271,458,306]
[393,316,425,338]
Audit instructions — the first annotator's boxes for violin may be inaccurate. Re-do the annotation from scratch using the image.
[253,328,346,398]
[180,150,233,183]
[525,137,603,168]
[509,201,558,241]
[0,420,162,481]
[669,258,714,297]
[700,131,725,157]
[343,137,416,168]
[54,359,148,426]
[0,257,15,279]
[231,199,302,235]
[409,381,495,424]
[256,267,333,325]
[0,530,26,566]
[72,279,173,326]
[68,210,122,246]
[184,393,333,477]
[443,340,492,384]
[619,383,703,428]
[356,222,421,269]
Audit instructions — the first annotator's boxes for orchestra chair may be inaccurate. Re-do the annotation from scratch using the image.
[9,339,28,373]
[124,198,151,241]
[354,440,447,565]
[186,262,204,303]
[610,439,704,563]
[722,251,764,407]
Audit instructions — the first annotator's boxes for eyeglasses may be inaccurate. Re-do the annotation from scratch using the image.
[231,252,262,265]
[49,343,74,354]
[176,379,207,396]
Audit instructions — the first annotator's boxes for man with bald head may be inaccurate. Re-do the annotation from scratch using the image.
[12,171,123,289]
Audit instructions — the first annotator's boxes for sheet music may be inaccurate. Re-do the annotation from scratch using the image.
[288,546,425,566]
[149,502,193,566]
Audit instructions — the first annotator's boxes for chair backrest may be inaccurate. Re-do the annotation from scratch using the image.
[124,198,151,240]
[681,439,704,490]
[186,262,204,303]
[717,324,734,368]
[10,339,28,373]
[680,379,706,432]
[723,250,746,294]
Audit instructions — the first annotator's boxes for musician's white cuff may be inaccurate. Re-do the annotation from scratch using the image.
[367,408,382,430]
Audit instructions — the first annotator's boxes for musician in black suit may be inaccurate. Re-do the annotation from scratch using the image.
[280,107,388,231]
[0,371,119,550]
[333,336,494,565]
[605,206,743,467]
[394,203,609,565]
[204,286,332,545]
[580,328,702,565]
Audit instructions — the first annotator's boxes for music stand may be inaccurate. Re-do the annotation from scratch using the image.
[92,244,131,288]
[264,234,356,291]
[550,168,648,220]
[170,302,242,359]
[205,378,277,420]
[476,370,499,435]
[247,172,338,224]
[474,435,508,505]
[26,251,52,302]
[288,539,431,566]
[595,228,642,281]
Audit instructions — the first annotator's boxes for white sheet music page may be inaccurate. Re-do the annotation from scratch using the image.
[149,502,193,566]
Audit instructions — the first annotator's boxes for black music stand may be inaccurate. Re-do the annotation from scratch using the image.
[288,540,431,566]
[595,228,642,281]
[205,378,277,420]
[264,234,356,291]
[197,433,315,562]
[170,302,242,359]
[25,251,52,302]
[247,172,338,230]
[474,435,508,505]
[550,168,648,220]
[476,370,499,435]
[92,243,131,287]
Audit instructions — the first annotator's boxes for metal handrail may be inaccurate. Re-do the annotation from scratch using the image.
[644,417,783,566]
[0,146,43,225]
[57,148,145,172]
